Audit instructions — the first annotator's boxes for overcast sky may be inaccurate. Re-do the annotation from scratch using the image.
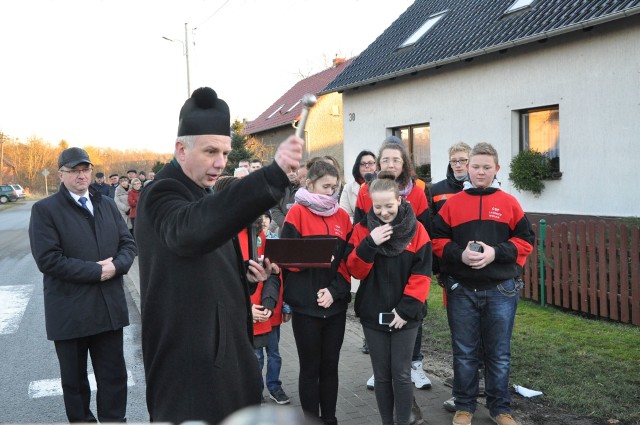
[0,0,413,152]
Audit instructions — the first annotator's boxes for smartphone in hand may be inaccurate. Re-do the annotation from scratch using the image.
[379,312,395,325]
[469,242,484,253]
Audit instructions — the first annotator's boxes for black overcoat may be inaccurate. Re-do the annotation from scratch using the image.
[29,184,137,341]
[135,160,289,424]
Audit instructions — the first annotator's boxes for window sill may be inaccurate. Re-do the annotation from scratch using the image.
[547,171,563,180]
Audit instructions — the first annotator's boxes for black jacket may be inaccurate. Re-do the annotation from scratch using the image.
[430,164,465,217]
[429,164,465,275]
[29,184,136,341]
[270,182,299,236]
[90,181,111,197]
[135,159,289,425]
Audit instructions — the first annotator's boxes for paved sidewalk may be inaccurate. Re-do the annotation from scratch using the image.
[125,259,494,425]
[274,312,493,425]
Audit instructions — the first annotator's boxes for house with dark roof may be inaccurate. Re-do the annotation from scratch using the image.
[322,0,640,218]
[244,58,353,166]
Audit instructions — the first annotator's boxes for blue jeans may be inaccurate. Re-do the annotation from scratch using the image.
[446,277,521,417]
[255,325,283,392]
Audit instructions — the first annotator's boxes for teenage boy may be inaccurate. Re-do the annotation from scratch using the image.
[431,143,534,425]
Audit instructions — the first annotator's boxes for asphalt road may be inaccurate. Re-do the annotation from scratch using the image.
[0,201,149,423]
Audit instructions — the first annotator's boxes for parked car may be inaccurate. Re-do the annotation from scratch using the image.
[10,184,26,200]
[0,184,19,204]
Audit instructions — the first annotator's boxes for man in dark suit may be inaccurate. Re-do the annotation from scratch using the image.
[135,87,303,424]
[89,171,111,197]
[108,173,119,198]
[29,147,137,423]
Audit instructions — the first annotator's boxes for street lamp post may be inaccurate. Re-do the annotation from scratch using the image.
[162,23,192,97]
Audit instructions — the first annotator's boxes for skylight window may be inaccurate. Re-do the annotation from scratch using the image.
[286,100,301,113]
[399,12,446,48]
[267,104,285,119]
[505,0,534,13]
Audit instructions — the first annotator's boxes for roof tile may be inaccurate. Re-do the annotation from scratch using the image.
[244,58,354,134]
[323,0,640,93]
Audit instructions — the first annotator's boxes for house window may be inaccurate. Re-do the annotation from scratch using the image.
[399,12,446,48]
[286,100,301,113]
[392,124,431,181]
[267,104,285,119]
[520,106,560,172]
[505,0,535,14]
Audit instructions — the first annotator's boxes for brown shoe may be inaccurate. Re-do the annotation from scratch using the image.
[452,410,473,425]
[491,413,517,425]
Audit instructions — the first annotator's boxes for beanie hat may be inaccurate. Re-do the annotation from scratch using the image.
[95,172,105,178]
[58,147,92,169]
[178,87,230,137]
[384,135,403,145]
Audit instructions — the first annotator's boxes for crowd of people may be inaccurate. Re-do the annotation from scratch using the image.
[87,169,155,237]
[28,86,534,425]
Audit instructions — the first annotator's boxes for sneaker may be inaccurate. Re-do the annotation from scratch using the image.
[411,361,432,389]
[366,374,375,390]
[269,388,290,405]
[452,410,473,425]
[443,397,456,412]
[491,413,517,425]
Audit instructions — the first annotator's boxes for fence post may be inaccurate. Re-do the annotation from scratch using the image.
[539,219,547,306]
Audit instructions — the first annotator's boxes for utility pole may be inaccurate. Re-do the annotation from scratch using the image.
[162,23,192,98]
[184,23,191,97]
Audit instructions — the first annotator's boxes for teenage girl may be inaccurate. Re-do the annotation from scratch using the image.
[345,171,431,425]
[281,160,353,425]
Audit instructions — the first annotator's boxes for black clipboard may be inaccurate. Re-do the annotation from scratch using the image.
[264,238,338,268]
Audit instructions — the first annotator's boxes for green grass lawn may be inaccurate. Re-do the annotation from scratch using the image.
[424,284,640,423]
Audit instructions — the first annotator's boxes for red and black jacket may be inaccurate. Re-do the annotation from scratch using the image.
[281,203,353,318]
[345,213,431,331]
[239,228,279,337]
[431,187,534,290]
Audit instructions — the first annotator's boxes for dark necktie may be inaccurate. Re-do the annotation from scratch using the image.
[78,196,93,215]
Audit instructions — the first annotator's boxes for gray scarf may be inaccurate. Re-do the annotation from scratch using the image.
[366,200,417,256]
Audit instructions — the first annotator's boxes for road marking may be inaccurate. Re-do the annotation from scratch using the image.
[28,370,135,399]
[0,285,34,335]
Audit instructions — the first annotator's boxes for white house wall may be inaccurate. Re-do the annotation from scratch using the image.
[341,17,640,218]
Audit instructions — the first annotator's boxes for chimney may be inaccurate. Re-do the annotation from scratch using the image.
[333,57,345,67]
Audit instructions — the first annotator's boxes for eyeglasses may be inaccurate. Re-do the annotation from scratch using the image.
[380,158,403,165]
[449,159,469,166]
[359,161,376,167]
[61,167,93,176]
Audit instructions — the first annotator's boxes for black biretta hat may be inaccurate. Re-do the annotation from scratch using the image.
[177,87,230,137]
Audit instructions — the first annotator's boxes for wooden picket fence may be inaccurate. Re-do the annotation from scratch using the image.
[521,220,640,325]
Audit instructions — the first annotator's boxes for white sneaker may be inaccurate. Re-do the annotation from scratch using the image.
[366,374,374,390]
[411,361,432,389]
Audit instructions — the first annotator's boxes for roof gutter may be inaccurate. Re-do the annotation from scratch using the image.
[322,6,640,94]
